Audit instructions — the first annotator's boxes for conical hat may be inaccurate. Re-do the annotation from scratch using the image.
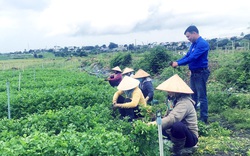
[117,76,140,91]
[122,67,134,75]
[156,74,194,94]
[111,66,122,72]
[133,69,150,78]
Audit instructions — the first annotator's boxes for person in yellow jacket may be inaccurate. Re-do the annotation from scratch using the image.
[148,74,198,155]
[112,76,147,122]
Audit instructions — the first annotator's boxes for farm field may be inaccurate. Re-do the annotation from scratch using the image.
[0,49,250,155]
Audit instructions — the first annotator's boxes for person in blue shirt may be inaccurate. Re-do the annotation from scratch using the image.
[170,25,210,123]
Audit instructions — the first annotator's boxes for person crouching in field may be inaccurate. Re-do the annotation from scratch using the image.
[148,74,198,155]
[133,69,154,104]
[112,76,147,122]
[122,67,134,77]
[105,66,123,87]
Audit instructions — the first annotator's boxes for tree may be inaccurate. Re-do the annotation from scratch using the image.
[137,46,171,75]
[128,44,135,50]
[108,42,118,49]
[110,53,132,69]
[243,34,250,40]
[84,46,95,50]
[101,44,106,48]
[79,51,88,57]
[217,39,229,48]
[230,36,238,41]
[207,38,217,50]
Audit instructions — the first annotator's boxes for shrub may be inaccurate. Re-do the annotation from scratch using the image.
[110,53,132,69]
[137,46,171,75]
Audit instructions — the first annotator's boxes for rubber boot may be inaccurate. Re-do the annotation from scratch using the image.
[171,137,186,156]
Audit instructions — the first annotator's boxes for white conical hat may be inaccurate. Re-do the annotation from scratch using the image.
[133,69,150,78]
[122,67,134,75]
[156,74,194,94]
[111,66,122,72]
[117,76,140,91]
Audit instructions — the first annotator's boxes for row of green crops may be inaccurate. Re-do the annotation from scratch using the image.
[0,106,161,155]
[0,68,114,119]
[0,68,168,155]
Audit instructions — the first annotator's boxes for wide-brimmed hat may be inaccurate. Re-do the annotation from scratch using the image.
[117,76,140,91]
[111,66,122,72]
[156,74,194,94]
[133,69,150,78]
[122,67,134,75]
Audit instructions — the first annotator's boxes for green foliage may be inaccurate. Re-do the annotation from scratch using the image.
[198,122,231,137]
[222,108,250,129]
[0,68,166,155]
[0,69,114,119]
[1,49,250,155]
[236,52,250,90]
[196,135,248,155]
[195,122,245,155]
[137,46,171,75]
[159,66,189,82]
[110,53,132,69]
[208,92,250,114]
[212,51,250,91]
[0,106,163,155]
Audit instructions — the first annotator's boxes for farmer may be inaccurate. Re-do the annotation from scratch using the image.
[170,25,210,123]
[112,76,147,122]
[105,66,123,87]
[133,69,154,104]
[122,67,134,77]
[148,74,198,155]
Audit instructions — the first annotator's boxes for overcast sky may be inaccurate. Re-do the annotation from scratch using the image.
[0,0,249,53]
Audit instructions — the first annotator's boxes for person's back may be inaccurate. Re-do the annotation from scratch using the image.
[174,95,198,138]
[140,77,154,103]
[133,69,154,104]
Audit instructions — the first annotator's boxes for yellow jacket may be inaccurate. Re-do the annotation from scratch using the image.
[113,87,146,108]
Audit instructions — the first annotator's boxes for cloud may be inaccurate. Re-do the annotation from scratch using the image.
[0,0,49,11]
[0,0,250,52]
[37,0,161,36]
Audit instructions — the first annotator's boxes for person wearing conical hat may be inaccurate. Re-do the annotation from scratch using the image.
[106,66,123,87]
[133,69,154,104]
[148,74,198,155]
[112,76,147,122]
[122,67,134,77]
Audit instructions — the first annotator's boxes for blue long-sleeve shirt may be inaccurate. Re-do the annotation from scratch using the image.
[177,37,209,71]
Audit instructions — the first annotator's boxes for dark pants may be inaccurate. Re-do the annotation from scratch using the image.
[190,69,210,122]
[117,95,140,122]
[163,122,198,147]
